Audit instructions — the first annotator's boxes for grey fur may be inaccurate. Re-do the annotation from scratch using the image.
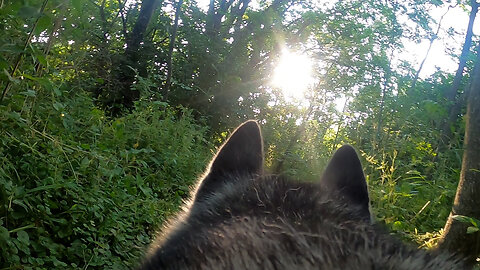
[138,121,464,269]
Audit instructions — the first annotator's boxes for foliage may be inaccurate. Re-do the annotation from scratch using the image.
[0,88,211,268]
[0,0,478,268]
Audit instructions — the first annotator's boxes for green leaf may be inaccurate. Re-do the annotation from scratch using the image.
[36,53,48,66]
[452,215,480,228]
[17,231,29,245]
[12,199,29,211]
[452,215,471,223]
[27,184,63,194]
[22,73,39,81]
[71,0,83,11]
[467,226,480,234]
[0,55,10,70]
[81,157,90,167]
[80,143,91,150]
[17,6,39,19]
[36,15,52,34]
[20,89,37,97]
[3,68,19,83]
[0,226,9,241]
[53,102,65,111]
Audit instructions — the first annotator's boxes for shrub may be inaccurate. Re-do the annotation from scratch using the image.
[0,92,212,269]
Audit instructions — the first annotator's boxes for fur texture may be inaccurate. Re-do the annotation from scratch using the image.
[138,121,463,269]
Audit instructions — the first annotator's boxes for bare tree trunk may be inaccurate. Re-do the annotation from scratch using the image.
[164,0,184,96]
[438,40,480,266]
[440,0,478,145]
[126,0,158,55]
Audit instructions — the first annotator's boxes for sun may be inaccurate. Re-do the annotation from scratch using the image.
[272,49,315,100]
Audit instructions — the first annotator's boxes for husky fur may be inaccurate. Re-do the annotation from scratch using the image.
[138,120,464,269]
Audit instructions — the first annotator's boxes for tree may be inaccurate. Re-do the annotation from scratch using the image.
[411,4,453,90]
[98,0,160,113]
[167,0,310,128]
[164,0,184,96]
[438,40,480,266]
[440,0,478,147]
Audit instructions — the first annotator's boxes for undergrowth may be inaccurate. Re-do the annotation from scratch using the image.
[361,145,459,246]
[0,90,212,269]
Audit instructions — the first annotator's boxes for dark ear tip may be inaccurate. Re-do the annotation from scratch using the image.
[334,145,357,156]
[331,145,362,168]
[238,120,261,132]
[231,120,262,141]
[337,144,355,151]
[323,144,369,220]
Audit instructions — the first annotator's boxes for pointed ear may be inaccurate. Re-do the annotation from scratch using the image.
[321,145,370,221]
[194,121,264,201]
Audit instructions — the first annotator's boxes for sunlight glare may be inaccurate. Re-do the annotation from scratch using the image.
[334,95,347,112]
[272,49,315,100]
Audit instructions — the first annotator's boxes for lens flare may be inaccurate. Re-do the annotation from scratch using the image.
[272,49,315,100]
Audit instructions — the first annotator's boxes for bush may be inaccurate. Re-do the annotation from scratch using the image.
[0,92,212,269]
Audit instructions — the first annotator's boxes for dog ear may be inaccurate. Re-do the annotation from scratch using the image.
[194,121,264,202]
[321,145,370,221]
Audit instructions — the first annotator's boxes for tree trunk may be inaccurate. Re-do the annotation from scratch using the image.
[123,0,159,105]
[103,0,159,114]
[197,0,238,92]
[164,0,184,97]
[443,41,480,148]
[438,40,480,266]
[440,0,478,145]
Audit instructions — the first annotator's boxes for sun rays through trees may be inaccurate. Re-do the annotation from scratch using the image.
[0,0,479,268]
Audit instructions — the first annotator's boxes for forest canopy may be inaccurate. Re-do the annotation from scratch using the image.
[1,0,479,268]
